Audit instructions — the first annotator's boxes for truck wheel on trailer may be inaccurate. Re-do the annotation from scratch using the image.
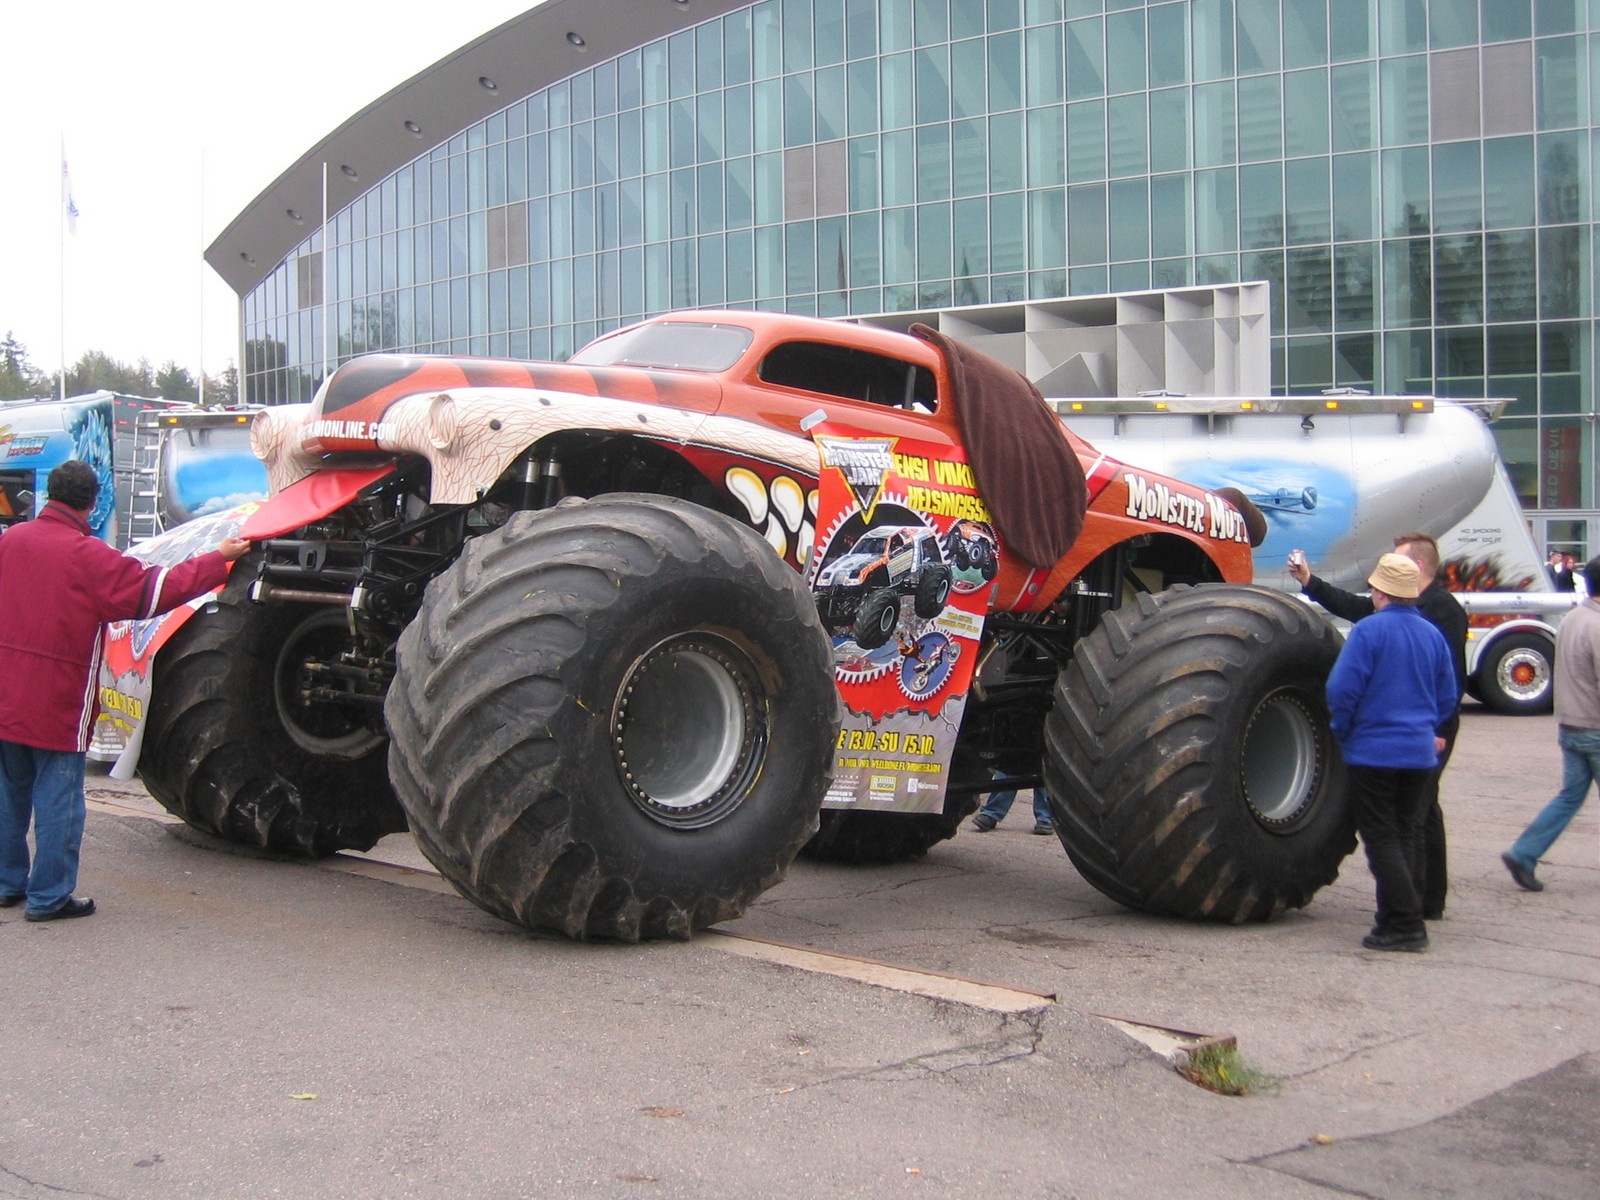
[385,494,840,941]
[1045,584,1353,922]
[1474,631,1555,715]
[138,565,406,856]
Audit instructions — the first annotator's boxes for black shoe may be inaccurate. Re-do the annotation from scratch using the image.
[1500,852,1544,892]
[0,894,22,908]
[971,813,997,832]
[1031,820,1054,836]
[25,896,95,922]
[1362,929,1429,953]
[1422,908,1444,921]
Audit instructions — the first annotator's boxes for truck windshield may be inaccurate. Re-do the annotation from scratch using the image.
[571,322,753,372]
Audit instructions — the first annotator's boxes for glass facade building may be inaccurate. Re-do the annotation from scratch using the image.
[237,0,1600,510]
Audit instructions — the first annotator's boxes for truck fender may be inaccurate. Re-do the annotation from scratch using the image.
[239,464,398,541]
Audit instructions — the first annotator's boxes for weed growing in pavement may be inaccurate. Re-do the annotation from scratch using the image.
[1176,1042,1281,1096]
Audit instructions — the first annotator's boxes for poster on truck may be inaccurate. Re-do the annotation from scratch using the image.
[808,429,996,815]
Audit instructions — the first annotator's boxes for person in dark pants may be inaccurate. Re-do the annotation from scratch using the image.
[0,461,250,921]
[1290,531,1467,919]
[1325,554,1459,953]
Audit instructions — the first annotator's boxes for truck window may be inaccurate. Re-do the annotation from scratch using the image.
[0,471,35,527]
[570,321,754,371]
[758,341,936,411]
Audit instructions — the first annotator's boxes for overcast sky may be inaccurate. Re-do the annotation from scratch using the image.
[0,0,534,381]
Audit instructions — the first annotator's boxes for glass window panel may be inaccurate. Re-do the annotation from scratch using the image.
[816,0,846,66]
[643,107,669,173]
[1237,75,1283,162]
[1435,327,1485,389]
[1027,24,1065,106]
[754,225,783,298]
[755,151,784,224]
[723,13,752,87]
[1486,230,1540,319]
[1148,87,1189,173]
[726,159,754,228]
[952,119,988,195]
[1485,0,1533,42]
[848,60,880,136]
[1434,233,1485,323]
[1431,47,1483,141]
[1540,224,1585,317]
[849,136,881,209]
[951,0,985,41]
[987,0,1023,34]
[918,124,953,200]
[1334,242,1377,328]
[991,191,1027,272]
[1193,81,1236,167]
[1030,188,1066,268]
[1538,131,1584,222]
[1286,246,1334,334]
[1107,94,1148,175]
[1537,37,1584,129]
[848,211,881,289]
[1284,70,1331,157]
[951,39,988,119]
[1239,162,1285,248]
[990,111,1026,190]
[1191,0,1234,82]
[883,52,915,128]
[1106,8,1147,92]
[1029,106,1066,187]
[884,207,917,282]
[671,99,696,167]
[1334,332,1377,385]
[1382,145,1431,236]
[846,2,880,58]
[1109,178,1149,260]
[1380,55,1430,145]
[884,128,917,206]
[1147,2,1187,87]
[1068,182,1108,261]
[783,0,814,72]
[1150,173,1190,257]
[816,66,847,141]
[919,201,952,278]
[1536,0,1578,36]
[1110,260,1150,291]
[954,196,989,275]
[1329,0,1372,61]
[786,222,815,294]
[1283,0,1329,69]
[695,97,723,164]
[722,89,751,161]
[1067,18,1106,99]
[881,0,915,54]
[754,79,784,152]
[1285,157,1331,243]
[1067,100,1107,181]
[1330,61,1377,151]
[1430,0,1478,49]
[1235,0,1279,73]
[1194,167,1237,253]
[785,73,815,147]
[1484,137,1536,227]
[988,31,1024,111]
[1333,152,1377,241]
[1432,141,1483,233]
[696,165,725,233]
[695,22,725,94]
[916,46,952,125]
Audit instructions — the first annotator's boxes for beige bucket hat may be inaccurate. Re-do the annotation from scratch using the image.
[1368,552,1421,599]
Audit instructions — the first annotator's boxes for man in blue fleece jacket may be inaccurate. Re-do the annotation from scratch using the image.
[1326,553,1459,953]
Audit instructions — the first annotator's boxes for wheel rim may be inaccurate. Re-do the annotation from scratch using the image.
[274,609,387,759]
[1497,648,1550,703]
[1239,689,1323,831]
[612,635,766,829]
[877,600,898,635]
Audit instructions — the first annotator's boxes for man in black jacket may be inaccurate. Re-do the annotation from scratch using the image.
[1290,532,1468,920]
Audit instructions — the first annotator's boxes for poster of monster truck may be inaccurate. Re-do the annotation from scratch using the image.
[809,429,997,816]
[93,504,257,777]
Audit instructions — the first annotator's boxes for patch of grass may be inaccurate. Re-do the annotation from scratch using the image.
[1176,1041,1280,1097]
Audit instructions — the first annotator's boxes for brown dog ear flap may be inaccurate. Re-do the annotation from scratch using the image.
[1214,486,1268,547]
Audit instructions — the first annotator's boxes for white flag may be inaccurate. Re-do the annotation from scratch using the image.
[62,160,80,235]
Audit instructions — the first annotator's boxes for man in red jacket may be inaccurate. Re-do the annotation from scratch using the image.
[0,460,250,921]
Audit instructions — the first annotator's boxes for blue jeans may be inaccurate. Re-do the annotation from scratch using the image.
[0,741,88,916]
[979,779,1052,825]
[1508,726,1599,868]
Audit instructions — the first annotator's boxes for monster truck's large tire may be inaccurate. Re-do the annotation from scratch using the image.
[385,495,840,941]
[914,563,952,618]
[854,587,901,649]
[1044,584,1353,922]
[138,569,406,857]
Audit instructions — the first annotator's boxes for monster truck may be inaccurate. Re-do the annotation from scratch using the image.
[813,523,952,649]
[105,310,1352,940]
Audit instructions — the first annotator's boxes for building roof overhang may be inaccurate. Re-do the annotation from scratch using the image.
[206,0,755,298]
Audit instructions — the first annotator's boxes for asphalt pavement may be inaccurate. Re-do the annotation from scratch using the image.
[2,703,1595,1199]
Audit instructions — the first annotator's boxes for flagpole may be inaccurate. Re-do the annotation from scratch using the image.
[58,138,67,401]
[198,149,206,407]
[321,161,330,386]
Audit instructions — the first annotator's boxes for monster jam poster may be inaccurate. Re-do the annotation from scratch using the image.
[809,428,997,815]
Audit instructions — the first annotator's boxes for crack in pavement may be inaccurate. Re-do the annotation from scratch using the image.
[0,1161,124,1200]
